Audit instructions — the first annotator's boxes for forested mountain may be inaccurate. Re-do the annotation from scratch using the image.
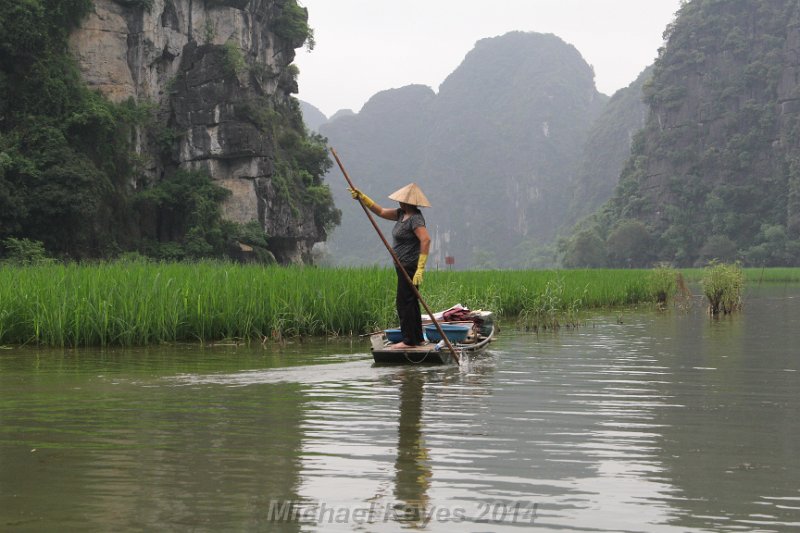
[566,67,652,226]
[322,32,608,268]
[563,0,800,267]
[0,0,337,263]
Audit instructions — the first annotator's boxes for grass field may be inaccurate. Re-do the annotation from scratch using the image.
[680,267,800,283]
[0,262,796,346]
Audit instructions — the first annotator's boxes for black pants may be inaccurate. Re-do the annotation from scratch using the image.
[395,264,424,345]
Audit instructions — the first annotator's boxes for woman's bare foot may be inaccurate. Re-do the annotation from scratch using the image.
[390,342,415,350]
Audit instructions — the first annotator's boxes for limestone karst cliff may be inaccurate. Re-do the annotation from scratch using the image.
[567,0,800,267]
[67,0,337,263]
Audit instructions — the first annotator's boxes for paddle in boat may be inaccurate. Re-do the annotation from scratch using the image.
[370,305,496,365]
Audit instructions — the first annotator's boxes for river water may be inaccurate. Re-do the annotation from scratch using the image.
[1,286,799,532]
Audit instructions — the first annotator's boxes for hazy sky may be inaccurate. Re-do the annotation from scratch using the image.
[293,0,684,117]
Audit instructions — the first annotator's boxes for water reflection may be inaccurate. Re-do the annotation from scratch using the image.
[1,287,800,532]
[292,360,497,531]
[392,371,431,524]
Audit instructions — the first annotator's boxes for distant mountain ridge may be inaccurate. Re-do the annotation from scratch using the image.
[319,31,609,268]
[299,101,327,132]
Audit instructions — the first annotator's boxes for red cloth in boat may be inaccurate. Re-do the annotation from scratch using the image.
[442,308,472,322]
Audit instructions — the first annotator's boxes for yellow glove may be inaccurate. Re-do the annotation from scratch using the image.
[412,253,427,286]
[348,187,375,208]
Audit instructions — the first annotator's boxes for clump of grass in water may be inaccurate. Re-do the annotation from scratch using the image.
[646,264,693,310]
[648,264,678,308]
[516,278,587,331]
[702,262,744,315]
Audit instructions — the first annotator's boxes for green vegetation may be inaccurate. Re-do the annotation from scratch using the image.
[565,66,652,226]
[0,264,678,347]
[273,0,315,50]
[133,170,240,260]
[648,264,678,306]
[567,0,800,267]
[5,263,800,347]
[515,278,586,331]
[0,0,137,258]
[0,262,394,346]
[701,262,744,315]
[222,40,247,76]
[273,120,341,231]
[203,18,216,44]
[0,0,336,264]
[680,267,800,283]
[746,268,800,283]
[1,238,52,266]
[112,0,154,10]
[429,269,656,314]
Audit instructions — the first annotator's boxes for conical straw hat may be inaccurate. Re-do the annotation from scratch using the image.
[388,182,431,207]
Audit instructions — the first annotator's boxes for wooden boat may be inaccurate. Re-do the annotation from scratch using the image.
[370,308,496,365]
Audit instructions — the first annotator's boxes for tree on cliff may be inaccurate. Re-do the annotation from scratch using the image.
[0,0,128,256]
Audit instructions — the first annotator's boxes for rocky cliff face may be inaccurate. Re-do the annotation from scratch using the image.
[69,0,325,263]
[598,0,800,266]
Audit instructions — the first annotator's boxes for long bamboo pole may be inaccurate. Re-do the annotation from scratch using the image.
[330,147,461,365]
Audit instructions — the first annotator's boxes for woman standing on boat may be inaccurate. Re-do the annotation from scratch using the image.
[349,183,432,349]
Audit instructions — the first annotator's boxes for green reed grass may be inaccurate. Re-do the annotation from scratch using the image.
[681,267,800,283]
[701,262,744,315]
[0,262,724,347]
[0,262,397,346]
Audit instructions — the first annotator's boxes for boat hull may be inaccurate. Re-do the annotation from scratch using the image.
[370,324,495,365]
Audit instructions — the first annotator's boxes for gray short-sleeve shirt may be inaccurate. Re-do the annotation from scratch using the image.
[392,208,426,266]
